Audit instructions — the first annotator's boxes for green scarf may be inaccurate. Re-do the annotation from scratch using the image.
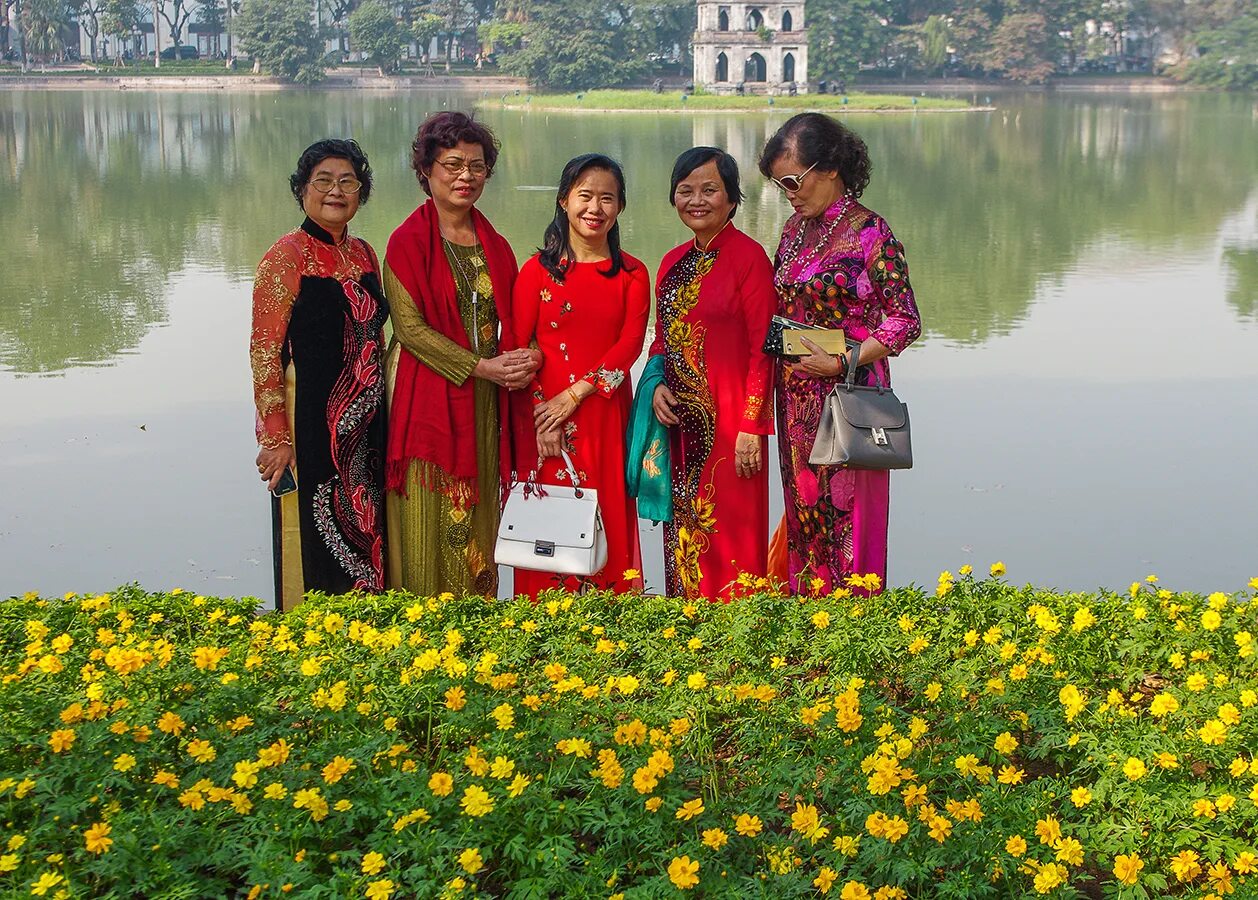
[625,354,672,524]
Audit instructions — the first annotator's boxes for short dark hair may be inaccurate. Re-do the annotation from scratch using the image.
[539,154,633,284]
[290,139,373,207]
[411,111,499,196]
[669,146,743,218]
[758,113,872,198]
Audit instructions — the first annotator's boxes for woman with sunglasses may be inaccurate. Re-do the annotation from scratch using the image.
[383,112,540,597]
[759,113,921,594]
[510,153,650,598]
[646,147,777,601]
[250,139,388,609]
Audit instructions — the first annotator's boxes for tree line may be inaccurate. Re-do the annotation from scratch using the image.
[2,0,1253,89]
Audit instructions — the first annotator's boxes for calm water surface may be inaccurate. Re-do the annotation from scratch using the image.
[2,89,1256,601]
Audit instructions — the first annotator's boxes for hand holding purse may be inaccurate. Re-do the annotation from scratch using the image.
[495,450,609,576]
[808,347,913,470]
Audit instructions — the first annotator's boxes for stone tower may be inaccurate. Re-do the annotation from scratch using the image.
[693,1,808,94]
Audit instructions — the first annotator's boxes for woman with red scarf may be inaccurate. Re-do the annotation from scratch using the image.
[383,112,540,597]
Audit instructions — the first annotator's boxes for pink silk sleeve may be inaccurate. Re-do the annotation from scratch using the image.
[864,219,921,356]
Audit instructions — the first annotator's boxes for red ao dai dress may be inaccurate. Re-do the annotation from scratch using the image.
[510,255,650,597]
[649,224,777,600]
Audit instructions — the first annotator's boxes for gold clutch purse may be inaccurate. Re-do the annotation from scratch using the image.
[782,328,846,357]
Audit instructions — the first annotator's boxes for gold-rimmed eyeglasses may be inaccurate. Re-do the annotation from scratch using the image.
[770,161,818,193]
[436,157,490,178]
[309,175,362,194]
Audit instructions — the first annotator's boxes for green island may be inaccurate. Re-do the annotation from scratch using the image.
[489,89,980,113]
[2,573,1254,896]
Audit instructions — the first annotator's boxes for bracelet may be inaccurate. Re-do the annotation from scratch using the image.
[566,388,582,406]
[835,354,849,378]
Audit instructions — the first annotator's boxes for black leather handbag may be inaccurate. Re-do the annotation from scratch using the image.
[809,348,913,470]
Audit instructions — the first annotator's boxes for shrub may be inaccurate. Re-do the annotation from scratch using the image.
[1,572,1255,897]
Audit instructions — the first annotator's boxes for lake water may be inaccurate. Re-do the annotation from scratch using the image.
[2,88,1256,602]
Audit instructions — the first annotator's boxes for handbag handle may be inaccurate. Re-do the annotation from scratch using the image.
[842,345,885,394]
[559,449,584,494]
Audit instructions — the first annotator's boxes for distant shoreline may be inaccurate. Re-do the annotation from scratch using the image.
[481,88,983,114]
[0,70,529,92]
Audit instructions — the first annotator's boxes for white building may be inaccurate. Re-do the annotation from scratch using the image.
[693,1,807,94]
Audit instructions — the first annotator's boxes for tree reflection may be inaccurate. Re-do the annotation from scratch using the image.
[0,90,1254,374]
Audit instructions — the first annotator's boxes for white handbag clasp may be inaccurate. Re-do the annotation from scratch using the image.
[534,540,555,557]
[870,427,888,446]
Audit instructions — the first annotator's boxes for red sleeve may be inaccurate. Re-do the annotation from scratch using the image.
[737,241,777,434]
[250,237,303,448]
[587,260,650,398]
[510,257,546,406]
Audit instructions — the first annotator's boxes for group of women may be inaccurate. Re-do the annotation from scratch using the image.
[249,111,921,610]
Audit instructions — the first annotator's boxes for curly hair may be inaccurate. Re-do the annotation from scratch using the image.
[289,139,373,207]
[758,113,872,199]
[411,111,500,196]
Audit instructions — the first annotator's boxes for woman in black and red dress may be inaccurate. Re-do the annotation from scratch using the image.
[250,139,388,609]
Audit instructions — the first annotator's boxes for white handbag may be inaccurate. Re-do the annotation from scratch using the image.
[494,450,609,577]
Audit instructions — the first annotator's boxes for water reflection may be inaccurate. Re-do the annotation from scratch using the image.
[3,91,1255,375]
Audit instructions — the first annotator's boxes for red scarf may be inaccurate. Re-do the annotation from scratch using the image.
[385,200,536,506]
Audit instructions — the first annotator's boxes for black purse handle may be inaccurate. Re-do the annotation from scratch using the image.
[843,345,886,395]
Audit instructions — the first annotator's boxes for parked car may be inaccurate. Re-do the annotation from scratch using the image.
[159,45,199,61]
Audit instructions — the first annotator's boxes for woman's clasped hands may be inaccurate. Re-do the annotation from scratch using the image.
[474,347,541,390]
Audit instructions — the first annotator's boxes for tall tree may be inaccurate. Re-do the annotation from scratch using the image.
[235,0,325,82]
[1181,4,1258,88]
[497,0,648,89]
[100,0,141,61]
[156,0,198,46]
[197,0,224,55]
[807,0,887,82]
[75,0,106,60]
[20,0,70,63]
[976,11,1058,82]
[348,0,404,72]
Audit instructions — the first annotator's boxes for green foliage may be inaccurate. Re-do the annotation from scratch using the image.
[490,88,970,111]
[976,12,1059,84]
[496,0,650,90]
[234,0,325,84]
[1181,6,1258,89]
[807,0,888,82]
[99,0,142,44]
[19,0,72,60]
[348,0,406,74]
[918,14,950,75]
[1,577,1256,896]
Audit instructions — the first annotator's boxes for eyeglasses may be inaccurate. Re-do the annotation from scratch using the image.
[770,161,818,193]
[309,175,362,194]
[436,157,490,178]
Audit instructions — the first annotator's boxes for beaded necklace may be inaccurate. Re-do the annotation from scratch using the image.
[774,193,853,287]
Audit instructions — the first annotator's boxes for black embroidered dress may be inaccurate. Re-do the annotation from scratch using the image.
[250,218,388,608]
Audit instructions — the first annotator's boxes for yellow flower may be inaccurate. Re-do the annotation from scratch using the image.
[361,851,385,875]
[667,855,699,890]
[1055,836,1084,866]
[322,756,355,784]
[989,561,1006,577]
[701,828,728,850]
[444,687,466,711]
[459,784,494,817]
[1192,799,1217,819]
[83,821,112,854]
[645,797,663,812]
[734,813,762,837]
[993,732,1018,754]
[113,753,137,773]
[1170,850,1202,882]
[924,682,942,702]
[907,637,929,655]
[0,855,17,873]
[1149,692,1179,716]
[839,880,870,900]
[687,672,707,690]
[812,611,831,630]
[364,879,394,900]
[1216,793,1236,812]
[1234,852,1257,874]
[428,772,453,797]
[1113,853,1144,886]
[675,797,705,821]
[187,739,216,763]
[1122,757,1147,780]
[1201,609,1222,631]
[1199,720,1228,745]
[458,847,483,874]
[1070,787,1092,808]
[813,867,838,894]
[1034,816,1062,847]
[1005,835,1027,857]
[48,729,75,753]
[1033,863,1067,894]
[29,872,63,896]
[997,765,1025,785]
[507,774,530,797]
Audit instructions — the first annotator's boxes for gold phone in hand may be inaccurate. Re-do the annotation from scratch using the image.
[782,328,846,357]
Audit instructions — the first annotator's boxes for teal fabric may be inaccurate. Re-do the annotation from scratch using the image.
[626,354,672,523]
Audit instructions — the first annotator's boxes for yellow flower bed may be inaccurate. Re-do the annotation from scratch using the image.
[1,572,1256,898]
